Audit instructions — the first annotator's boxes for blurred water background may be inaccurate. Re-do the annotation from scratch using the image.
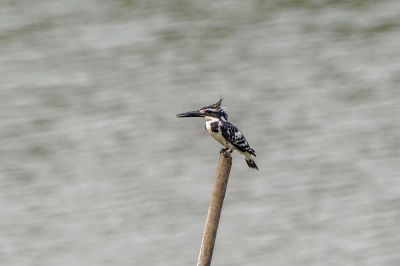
[1,0,400,265]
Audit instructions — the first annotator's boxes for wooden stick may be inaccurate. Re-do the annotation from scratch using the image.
[197,151,232,266]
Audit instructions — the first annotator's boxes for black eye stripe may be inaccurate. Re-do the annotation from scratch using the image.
[203,109,227,120]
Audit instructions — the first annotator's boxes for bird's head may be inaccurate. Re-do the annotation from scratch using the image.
[176,98,228,121]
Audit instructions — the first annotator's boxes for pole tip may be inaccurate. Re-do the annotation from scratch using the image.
[219,150,232,158]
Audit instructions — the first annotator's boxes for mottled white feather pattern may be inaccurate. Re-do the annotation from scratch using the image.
[205,116,256,158]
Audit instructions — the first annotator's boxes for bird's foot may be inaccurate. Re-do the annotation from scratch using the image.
[220,148,228,154]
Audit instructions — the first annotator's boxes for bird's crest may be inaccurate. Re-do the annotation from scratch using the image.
[200,97,223,110]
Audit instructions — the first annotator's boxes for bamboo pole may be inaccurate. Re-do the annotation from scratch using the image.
[197,150,232,266]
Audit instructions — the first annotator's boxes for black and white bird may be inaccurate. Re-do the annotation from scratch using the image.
[177,99,258,170]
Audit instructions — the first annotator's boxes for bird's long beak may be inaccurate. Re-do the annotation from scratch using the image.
[176,110,204,118]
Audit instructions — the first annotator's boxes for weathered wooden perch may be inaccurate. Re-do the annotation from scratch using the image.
[197,151,232,266]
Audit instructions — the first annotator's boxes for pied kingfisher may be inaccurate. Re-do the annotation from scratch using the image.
[177,98,258,170]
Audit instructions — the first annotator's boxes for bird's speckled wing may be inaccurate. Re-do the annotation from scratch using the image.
[221,121,256,156]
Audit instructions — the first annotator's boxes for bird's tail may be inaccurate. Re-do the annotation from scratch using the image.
[245,158,258,170]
